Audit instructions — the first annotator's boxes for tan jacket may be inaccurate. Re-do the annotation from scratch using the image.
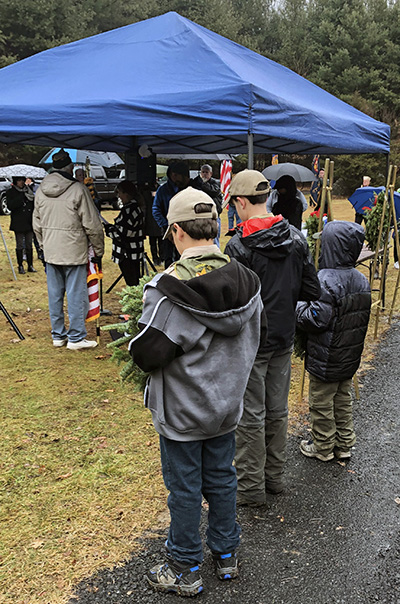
[33,172,104,265]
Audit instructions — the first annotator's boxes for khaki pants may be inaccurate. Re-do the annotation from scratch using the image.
[308,374,356,455]
[235,347,292,503]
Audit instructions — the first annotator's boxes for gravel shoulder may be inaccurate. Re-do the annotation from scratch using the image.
[69,322,400,604]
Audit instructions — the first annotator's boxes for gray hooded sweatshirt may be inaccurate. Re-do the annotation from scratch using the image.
[129,258,264,442]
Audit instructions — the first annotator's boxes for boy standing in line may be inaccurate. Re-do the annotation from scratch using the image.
[296,221,371,461]
[129,187,264,596]
[225,170,320,505]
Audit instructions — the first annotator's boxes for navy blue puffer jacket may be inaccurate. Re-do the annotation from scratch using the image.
[296,221,371,382]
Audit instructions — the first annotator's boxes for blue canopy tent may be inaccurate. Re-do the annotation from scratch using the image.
[0,12,390,159]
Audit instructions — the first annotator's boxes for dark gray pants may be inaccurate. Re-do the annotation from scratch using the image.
[14,231,33,250]
[236,347,292,503]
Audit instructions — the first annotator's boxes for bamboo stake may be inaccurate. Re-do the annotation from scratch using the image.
[96,317,100,345]
[373,169,396,338]
[298,357,306,403]
[389,166,400,324]
[370,166,392,288]
[314,158,330,269]
[299,159,332,403]
[326,160,335,221]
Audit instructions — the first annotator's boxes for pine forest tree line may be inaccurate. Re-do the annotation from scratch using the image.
[0,0,399,189]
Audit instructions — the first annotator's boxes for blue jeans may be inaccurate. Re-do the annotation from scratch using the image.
[46,263,89,342]
[228,205,240,230]
[159,432,240,565]
[213,217,221,247]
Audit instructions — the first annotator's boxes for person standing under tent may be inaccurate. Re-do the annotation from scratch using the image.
[142,182,164,266]
[104,180,145,286]
[355,175,371,225]
[191,164,223,244]
[225,170,320,505]
[33,149,104,350]
[267,174,308,230]
[152,162,190,268]
[6,176,37,274]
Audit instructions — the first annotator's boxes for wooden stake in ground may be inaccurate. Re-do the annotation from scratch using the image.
[389,166,400,324]
[299,159,334,403]
[314,158,330,269]
[372,165,397,338]
[370,166,392,290]
[326,160,335,221]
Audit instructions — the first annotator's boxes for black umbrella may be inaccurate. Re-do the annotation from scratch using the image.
[262,163,316,182]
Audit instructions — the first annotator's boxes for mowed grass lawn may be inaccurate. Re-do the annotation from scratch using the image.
[0,198,399,603]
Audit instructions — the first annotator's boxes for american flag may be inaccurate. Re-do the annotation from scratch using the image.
[220,160,233,205]
[86,247,103,322]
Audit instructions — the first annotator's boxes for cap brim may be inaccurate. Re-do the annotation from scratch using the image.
[163,224,173,240]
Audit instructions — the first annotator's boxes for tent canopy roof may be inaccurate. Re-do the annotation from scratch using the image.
[0,12,390,155]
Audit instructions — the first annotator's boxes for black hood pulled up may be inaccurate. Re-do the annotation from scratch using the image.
[319,221,365,269]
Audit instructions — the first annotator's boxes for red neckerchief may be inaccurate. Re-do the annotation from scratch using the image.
[241,215,283,237]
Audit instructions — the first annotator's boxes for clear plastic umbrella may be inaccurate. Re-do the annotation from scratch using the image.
[0,164,48,179]
[39,148,124,167]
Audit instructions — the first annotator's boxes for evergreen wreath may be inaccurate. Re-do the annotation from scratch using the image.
[364,191,390,251]
[101,274,155,391]
[304,209,326,259]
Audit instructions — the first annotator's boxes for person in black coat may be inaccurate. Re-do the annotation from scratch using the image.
[225,170,320,504]
[191,164,223,245]
[267,174,308,230]
[296,221,371,462]
[104,180,144,286]
[6,176,36,274]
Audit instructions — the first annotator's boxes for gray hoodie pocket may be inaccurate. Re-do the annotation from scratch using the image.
[146,370,166,425]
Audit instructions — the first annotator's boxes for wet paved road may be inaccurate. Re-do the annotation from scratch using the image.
[70,322,400,604]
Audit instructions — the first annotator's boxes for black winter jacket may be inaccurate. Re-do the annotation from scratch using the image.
[296,221,371,382]
[225,216,320,352]
[6,186,34,232]
[191,176,223,214]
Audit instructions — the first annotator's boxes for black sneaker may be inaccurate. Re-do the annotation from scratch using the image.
[212,551,239,580]
[146,560,203,596]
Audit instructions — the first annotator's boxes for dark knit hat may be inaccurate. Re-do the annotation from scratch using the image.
[52,149,72,169]
[12,176,26,184]
[167,161,189,179]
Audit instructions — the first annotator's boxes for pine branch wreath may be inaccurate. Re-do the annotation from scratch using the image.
[101,274,155,391]
[364,191,390,251]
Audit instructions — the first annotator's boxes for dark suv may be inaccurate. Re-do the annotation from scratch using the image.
[89,165,123,209]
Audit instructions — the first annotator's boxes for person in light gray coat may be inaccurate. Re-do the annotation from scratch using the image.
[33,149,104,350]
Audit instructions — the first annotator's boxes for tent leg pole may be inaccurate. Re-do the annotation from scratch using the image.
[0,223,17,280]
[247,133,254,169]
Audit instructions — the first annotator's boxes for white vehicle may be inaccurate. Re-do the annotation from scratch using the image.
[0,177,12,215]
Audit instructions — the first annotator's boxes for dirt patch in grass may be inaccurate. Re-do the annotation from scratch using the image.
[1,199,399,603]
